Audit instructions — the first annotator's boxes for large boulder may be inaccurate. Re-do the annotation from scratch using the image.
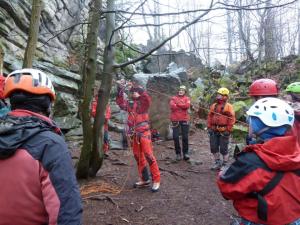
[142,50,204,74]
[133,64,189,138]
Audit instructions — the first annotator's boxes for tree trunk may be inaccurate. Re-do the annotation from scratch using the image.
[23,0,43,68]
[0,42,4,75]
[264,0,277,61]
[76,0,102,179]
[226,2,233,65]
[298,3,300,55]
[89,0,115,176]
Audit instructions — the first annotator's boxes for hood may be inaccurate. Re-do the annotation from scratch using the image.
[244,135,300,171]
[0,110,62,159]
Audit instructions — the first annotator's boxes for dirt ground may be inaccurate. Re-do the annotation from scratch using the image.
[78,128,236,225]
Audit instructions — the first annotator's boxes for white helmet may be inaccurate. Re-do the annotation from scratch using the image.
[247,97,294,127]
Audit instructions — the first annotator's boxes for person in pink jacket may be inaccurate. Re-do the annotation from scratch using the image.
[169,85,191,161]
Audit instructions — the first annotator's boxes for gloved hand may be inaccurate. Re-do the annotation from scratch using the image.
[223,131,230,136]
[207,128,213,135]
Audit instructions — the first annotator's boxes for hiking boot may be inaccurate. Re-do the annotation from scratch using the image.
[133,180,151,188]
[220,162,230,173]
[183,154,190,161]
[210,160,222,170]
[176,154,182,161]
[151,182,160,192]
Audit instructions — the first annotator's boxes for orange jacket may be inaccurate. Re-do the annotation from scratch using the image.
[207,102,235,132]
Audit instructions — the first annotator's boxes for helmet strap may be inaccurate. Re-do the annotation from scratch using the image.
[248,126,270,144]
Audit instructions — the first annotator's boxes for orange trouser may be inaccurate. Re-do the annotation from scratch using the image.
[132,131,160,183]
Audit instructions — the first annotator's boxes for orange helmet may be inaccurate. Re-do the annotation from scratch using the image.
[249,79,278,97]
[4,68,55,101]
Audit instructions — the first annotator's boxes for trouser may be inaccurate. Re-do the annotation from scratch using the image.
[132,130,160,183]
[103,130,109,153]
[209,130,229,155]
[172,121,189,155]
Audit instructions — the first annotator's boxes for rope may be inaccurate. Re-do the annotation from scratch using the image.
[83,80,248,198]
[143,85,249,127]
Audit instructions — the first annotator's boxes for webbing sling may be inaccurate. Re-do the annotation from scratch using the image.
[249,172,284,221]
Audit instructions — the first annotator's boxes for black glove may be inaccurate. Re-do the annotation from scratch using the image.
[207,128,213,135]
[223,131,230,136]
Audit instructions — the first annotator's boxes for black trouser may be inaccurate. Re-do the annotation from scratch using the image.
[209,130,229,155]
[172,121,189,155]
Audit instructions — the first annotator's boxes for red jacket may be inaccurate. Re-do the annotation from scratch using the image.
[116,88,151,133]
[169,95,190,121]
[289,112,300,145]
[0,110,82,225]
[207,101,235,132]
[218,136,300,225]
[91,97,111,130]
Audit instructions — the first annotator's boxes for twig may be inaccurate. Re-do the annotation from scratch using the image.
[87,195,118,206]
[159,167,185,179]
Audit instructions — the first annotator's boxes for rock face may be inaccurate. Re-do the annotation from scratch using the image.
[0,0,90,131]
[0,0,87,62]
[133,64,189,138]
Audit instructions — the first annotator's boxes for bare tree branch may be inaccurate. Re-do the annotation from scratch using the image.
[114,0,215,68]
[103,0,297,17]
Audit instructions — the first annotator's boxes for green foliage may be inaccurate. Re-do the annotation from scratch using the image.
[232,124,248,142]
[190,86,204,102]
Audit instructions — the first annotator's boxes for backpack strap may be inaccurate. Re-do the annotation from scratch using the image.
[249,172,284,221]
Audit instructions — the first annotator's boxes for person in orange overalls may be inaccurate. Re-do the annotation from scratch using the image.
[207,87,236,170]
[116,81,160,192]
[91,94,111,155]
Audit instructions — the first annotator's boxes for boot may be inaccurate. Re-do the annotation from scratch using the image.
[176,154,182,161]
[210,159,222,170]
[151,182,160,192]
[133,179,151,188]
[220,161,229,172]
[183,153,190,161]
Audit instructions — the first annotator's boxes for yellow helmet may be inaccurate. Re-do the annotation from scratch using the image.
[217,87,229,96]
[179,85,186,91]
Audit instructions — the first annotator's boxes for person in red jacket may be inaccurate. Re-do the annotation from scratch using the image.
[91,92,111,155]
[169,85,191,161]
[207,87,236,170]
[116,81,160,192]
[218,97,300,225]
[0,68,82,225]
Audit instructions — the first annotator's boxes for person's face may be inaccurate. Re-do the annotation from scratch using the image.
[178,89,185,96]
[132,91,140,99]
[216,94,228,103]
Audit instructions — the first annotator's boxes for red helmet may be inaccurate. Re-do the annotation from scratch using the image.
[249,79,279,97]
